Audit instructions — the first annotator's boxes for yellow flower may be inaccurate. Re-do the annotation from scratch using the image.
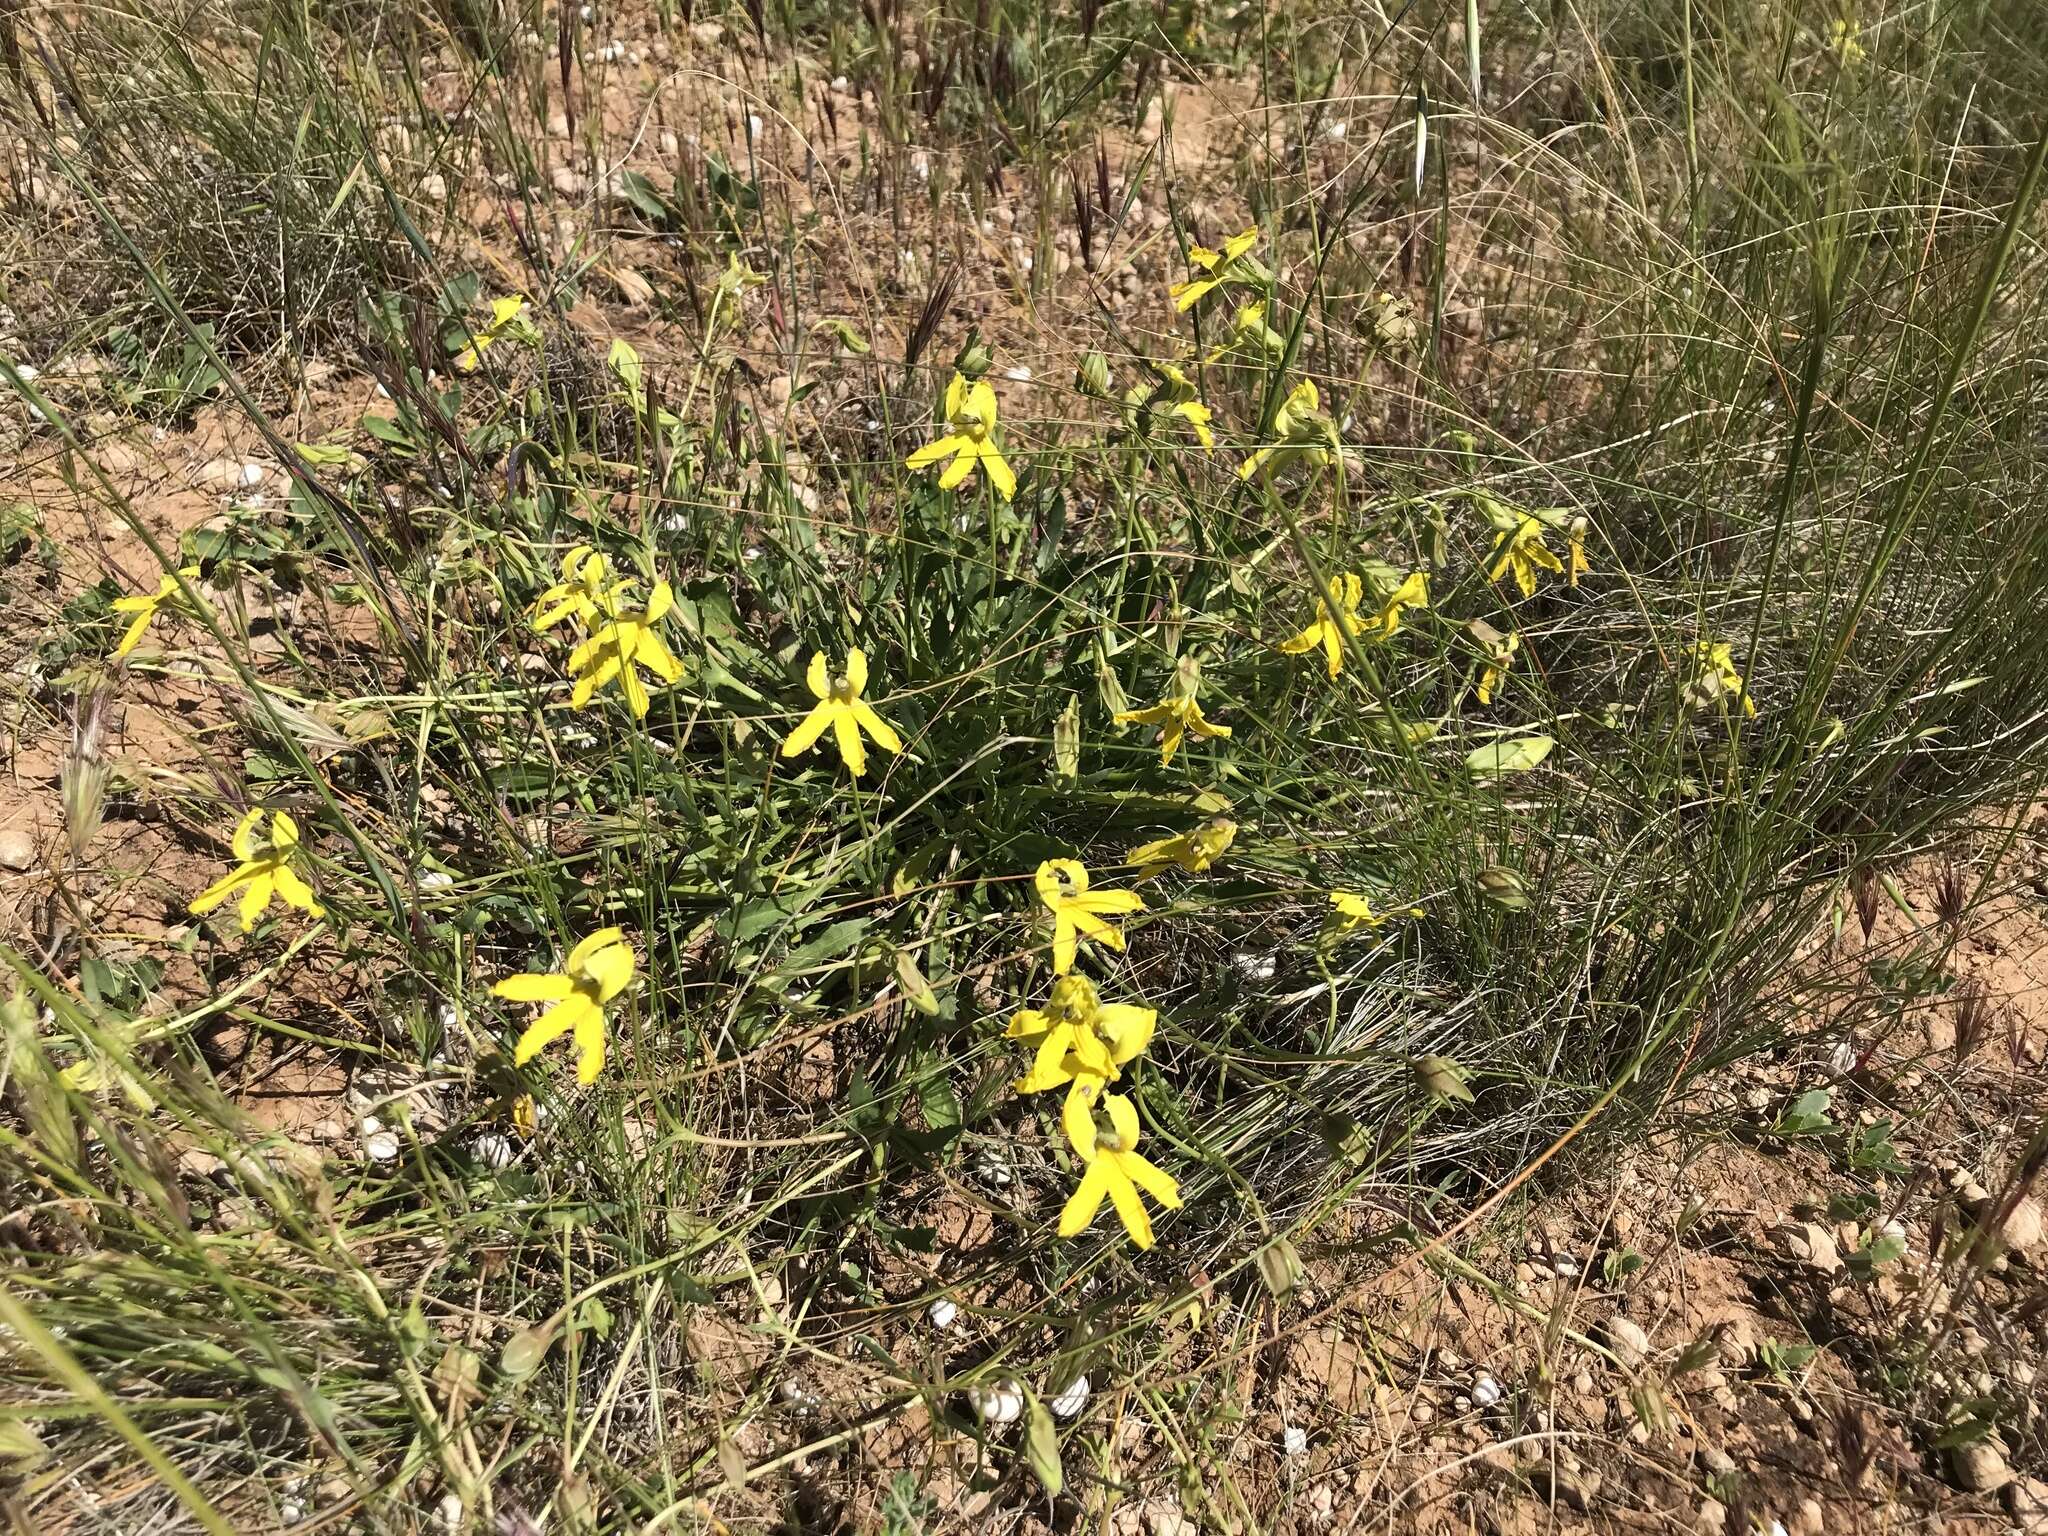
[1829,17,1864,61]
[1489,516,1566,598]
[492,928,634,1085]
[1207,299,1286,362]
[1007,974,1157,1094]
[110,566,201,659]
[1687,640,1759,717]
[1278,572,1365,677]
[906,372,1017,500]
[780,648,905,778]
[454,294,535,372]
[1475,627,1520,706]
[531,544,622,631]
[189,809,324,933]
[567,579,684,718]
[1367,569,1430,641]
[1035,858,1146,974]
[1328,891,1424,936]
[1567,516,1592,589]
[1115,656,1232,767]
[1059,1082,1182,1250]
[1238,378,1334,481]
[1132,362,1215,451]
[1126,816,1237,880]
[1169,227,1264,312]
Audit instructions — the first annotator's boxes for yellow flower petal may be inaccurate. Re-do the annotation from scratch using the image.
[494,972,576,1003]
[852,700,903,756]
[1059,1159,1114,1236]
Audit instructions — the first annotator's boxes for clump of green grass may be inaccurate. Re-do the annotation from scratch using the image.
[3,0,2047,1527]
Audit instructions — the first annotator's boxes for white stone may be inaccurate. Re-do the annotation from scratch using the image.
[1603,1316,1652,1369]
[365,1131,401,1162]
[1281,1424,1309,1456]
[473,1134,515,1170]
[927,1297,958,1329]
[0,830,34,871]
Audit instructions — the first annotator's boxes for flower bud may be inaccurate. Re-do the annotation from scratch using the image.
[956,341,993,378]
[1477,865,1530,911]
[1410,1053,1474,1105]
[1077,350,1112,397]
[1053,695,1081,781]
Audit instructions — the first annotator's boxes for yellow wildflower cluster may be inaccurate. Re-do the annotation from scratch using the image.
[528,544,683,719]
[1010,866,1181,1248]
[126,227,1769,1300]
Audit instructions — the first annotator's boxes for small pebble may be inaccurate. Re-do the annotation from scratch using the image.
[1282,1424,1309,1456]
[927,1297,958,1329]
[365,1131,401,1162]
[0,830,34,871]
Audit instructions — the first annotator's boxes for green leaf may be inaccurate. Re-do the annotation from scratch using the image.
[397,1299,430,1359]
[1465,735,1554,776]
[616,169,672,223]
[915,1065,961,1135]
[1023,1391,1063,1497]
[781,917,871,971]
[359,413,417,451]
[608,338,645,395]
